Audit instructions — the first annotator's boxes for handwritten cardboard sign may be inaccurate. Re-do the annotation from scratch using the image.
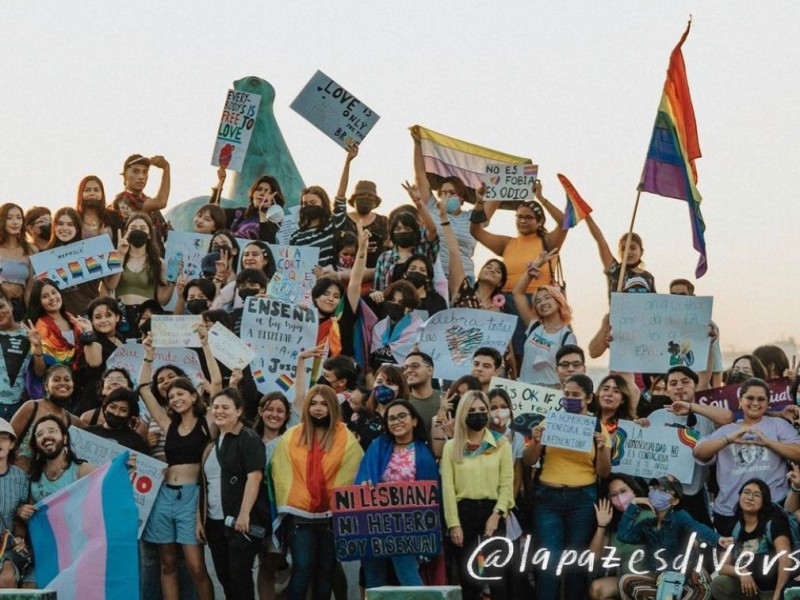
[695,378,794,417]
[211,89,262,172]
[610,419,698,484]
[240,297,319,394]
[490,376,560,436]
[208,321,255,370]
[482,162,539,201]
[69,427,166,538]
[332,482,441,561]
[30,234,122,289]
[416,309,517,381]
[151,315,202,348]
[106,343,205,388]
[609,293,713,373]
[541,409,596,453]
[291,70,380,149]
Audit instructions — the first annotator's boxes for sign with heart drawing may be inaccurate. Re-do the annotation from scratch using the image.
[417,309,518,380]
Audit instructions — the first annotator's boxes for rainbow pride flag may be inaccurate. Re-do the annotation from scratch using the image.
[106,251,122,270]
[275,373,294,391]
[638,21,707,277]
[558,173,593,230]
[417,125,533,193]
[68,261,84,279]
[85,256,103,274]
[28,452,138,600]
[252,368,266,384]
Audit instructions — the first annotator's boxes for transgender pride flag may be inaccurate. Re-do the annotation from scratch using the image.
[29,453,139,600]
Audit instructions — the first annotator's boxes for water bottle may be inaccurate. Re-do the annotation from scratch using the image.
[166,253,182,283]
[224,516,266,539]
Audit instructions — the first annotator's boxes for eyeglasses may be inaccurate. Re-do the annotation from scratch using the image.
[515,215,536,222]
[387,412,410,424]
[740,489,763,499]
[557,361,584,368]
[742,394,768,403]
[403,362,429,371]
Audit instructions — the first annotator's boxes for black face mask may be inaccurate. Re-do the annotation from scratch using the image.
[38,225,52,240]
[139,318,152,336]
[300,205,325,222]
[392,231,416,248]
[310,415,331,428]
[316,376,333,387]
[385,302,406,322]
[128,229,148,248]
[103,409,129,430]
[186,299,209,315]
[727,371,750,385]
[83,199,103,210]
[238,288,258,301]
[355,200,373,216]
[405,272,427,289]
[465,413,489,431]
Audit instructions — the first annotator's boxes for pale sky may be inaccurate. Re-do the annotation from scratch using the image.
[2,1,798,365]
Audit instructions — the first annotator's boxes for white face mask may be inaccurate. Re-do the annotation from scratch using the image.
[491,408,511,428]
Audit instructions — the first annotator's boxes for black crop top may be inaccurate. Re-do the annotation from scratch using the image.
[164,418,210,466]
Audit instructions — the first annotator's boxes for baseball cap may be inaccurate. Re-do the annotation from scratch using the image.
[649,475,683,499]
[122,154,151,173]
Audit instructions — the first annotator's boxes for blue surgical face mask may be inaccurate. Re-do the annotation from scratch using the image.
[648,489,673,512]
[561,397,584,414]
[445,196,461,215]
[373,384,397,405]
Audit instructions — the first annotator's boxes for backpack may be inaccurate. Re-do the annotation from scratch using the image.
[730,505,800,551]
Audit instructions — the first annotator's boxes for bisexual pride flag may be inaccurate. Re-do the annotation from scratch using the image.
[29,452,138,600]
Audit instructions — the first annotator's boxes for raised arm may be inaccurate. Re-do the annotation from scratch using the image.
[294,345,325,413]
[410,126,431,202]
[138,334,172,432]
[336,143,359,199]
[588,313,611,359]
[512,270,536,327]
[143,155,171,212]
[537,181,568,252]
[210,166,226,205]
[197,322,223,396]
[583,214,615,270]
[103,236,130,292]
[347,226,369,312]
[436,199,467,299]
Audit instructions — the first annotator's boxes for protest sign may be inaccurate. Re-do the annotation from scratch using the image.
[695,378,794,417]
[208,321,255,370]
[163,231,212,310]
[30,234,122,289]
[266,243,319,303]
[69,427,166,538]
[332,481,441,561]
[240,297,319,394]
[106,343,205,387]
[211,89,262,172]
[482,162,539,201]
[540,409,596,453]
[416,309,517,381]
[490,377,560,436]
[151,315,202,348]
[609,293,713,373]
[290,70,380,149]
[610,419,698,484]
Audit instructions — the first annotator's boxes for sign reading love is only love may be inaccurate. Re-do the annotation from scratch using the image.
[416,309,517,381]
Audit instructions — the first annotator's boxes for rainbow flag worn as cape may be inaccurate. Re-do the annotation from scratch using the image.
[638,20,707,277]
[558,173,593,230]
[28,452,139,600]
[270,422,363,521]
[416,125,533,192]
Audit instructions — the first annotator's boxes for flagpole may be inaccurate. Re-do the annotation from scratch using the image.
[616,189,643,292]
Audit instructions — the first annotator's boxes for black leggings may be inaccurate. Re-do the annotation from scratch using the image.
[205,518,260,599]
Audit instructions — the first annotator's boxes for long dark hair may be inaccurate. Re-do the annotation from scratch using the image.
[166,377,206,419]
[298,186,332,230]
[47,207,83,249]
[246,176,285,218]
[76,175,108,222]
[122,213,163,286]
[734,478,779,535]
[0,203,33,254]
[29,415,83,483]
[381,399,428,446]
[244,241,276,280]
[151,365,188,406]
[27,278,70,322]
[253,392,292,437]
[208,229,240,275]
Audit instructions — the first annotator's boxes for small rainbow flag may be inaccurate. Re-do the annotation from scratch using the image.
[558,173,593,230]
[68,261,84,279]
[523,164,538,178]
[85,257,102,274]
[106,251,122,270]
[677,427,700,449]
[252,369,266,384]
[275,374,294,391]
[54,267,68,284]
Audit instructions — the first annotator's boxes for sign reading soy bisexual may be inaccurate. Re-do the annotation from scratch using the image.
[291,70,380,149]
[483,162,539,201]
[240,297,318,394]
[211,89,261,172]
[30,234,122,289]
[609,293,713,373]
[695,378,793,417]
[610,419,699,484]
[416,309,517,381]
[332,482,441,561]
[540,409,596,453]
[69,427,166,538]
[106,343,205,387]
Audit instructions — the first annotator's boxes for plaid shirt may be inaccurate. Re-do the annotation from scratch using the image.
[373,230,439,291]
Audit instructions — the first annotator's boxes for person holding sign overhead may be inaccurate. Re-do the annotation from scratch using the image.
[290,184,348,269]
[441,390,513,600]
[524,374,610,600]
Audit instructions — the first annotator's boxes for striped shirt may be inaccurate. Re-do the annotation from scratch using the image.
[0,465,30,530]
[289,197,348,268]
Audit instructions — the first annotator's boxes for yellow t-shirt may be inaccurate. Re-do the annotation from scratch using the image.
[537,418,611,487]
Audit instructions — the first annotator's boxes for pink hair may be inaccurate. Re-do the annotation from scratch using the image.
[534,285,573,326]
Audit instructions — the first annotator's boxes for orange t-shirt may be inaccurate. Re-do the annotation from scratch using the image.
[502,234,552,293]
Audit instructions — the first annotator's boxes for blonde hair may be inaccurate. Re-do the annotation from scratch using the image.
[533,285,573,326]
[451,391,505,464]
[298,384,341,452]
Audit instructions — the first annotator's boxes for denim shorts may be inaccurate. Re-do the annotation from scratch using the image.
[143,483,200,545]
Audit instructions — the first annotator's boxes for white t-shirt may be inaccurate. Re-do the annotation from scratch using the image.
[519,322,577,385]
[204,444,224,520]
[427,194,475,279]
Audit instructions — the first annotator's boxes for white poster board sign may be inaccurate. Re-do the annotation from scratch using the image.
[69,427,166,538]
[151,315,202,348]
[290,70,380,149]
[208,322,255,370]
[610,419,698,484]
[609,293,713,373]
[211,89,262,172]
[482,163,539,201]
[106,343,205,387]
[30,234,122,289]
[540,409,596,453]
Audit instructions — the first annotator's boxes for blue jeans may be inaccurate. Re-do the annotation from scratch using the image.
[363,555,422,588]
[532,484,597,600]
[287,518,337,600]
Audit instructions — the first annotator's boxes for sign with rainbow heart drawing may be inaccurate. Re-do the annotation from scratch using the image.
[482,162,539,200]
[610,419,699,484]
[30,233,122,289]
[416,309,517,381]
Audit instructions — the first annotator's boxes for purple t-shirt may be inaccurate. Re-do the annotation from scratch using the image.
[695,416,800,516]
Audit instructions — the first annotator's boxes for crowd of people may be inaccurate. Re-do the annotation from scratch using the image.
[1,127,799,600]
